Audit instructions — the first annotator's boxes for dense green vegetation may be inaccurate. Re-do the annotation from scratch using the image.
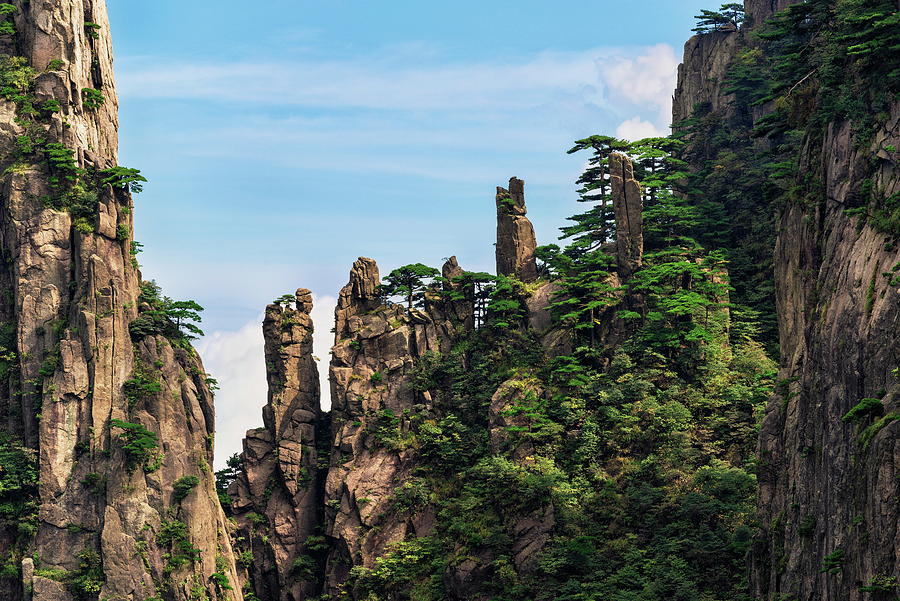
[130,280,206,344]
[0,434,38,581]
[339,128,776,600]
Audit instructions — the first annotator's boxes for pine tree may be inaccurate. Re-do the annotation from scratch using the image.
[380,263,441,310]
[562,135,632,253]
[692,3,745,33]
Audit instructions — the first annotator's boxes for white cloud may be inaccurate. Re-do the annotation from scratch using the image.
[601,43,679,133]
[197,294,337,469]
[616,116,666,141]
[119,48,615,111]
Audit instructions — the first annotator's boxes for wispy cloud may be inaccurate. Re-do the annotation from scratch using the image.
[120,49,611,110]
[119,44,676,129]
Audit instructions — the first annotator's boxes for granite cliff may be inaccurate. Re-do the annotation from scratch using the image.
[0,2,240,600]
[672,1,900,598]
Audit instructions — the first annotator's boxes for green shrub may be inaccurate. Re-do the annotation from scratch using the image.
[157,520,200,572]
[291,554,316,579]
[109,419,159,470]
[81,88,104,109]
[211,556,232,591]
[84,22,101,39]
[820,548,845,574]
[122,372,161,409]
[0,4,15,36]
[68,548,103,600]
[173,475,200,502]
[798,515,816,538]
[80,473,105,495]
[842,397,884,422]
[859,413,900,448]
[99,166,146,194]
[246,512,267,526]
[859,575,897,592]
[391,478,429,511]
[237,550,254,568]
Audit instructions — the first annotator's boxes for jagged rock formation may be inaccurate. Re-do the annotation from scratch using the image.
[495,177,538,282]
[323,257,470,595]
[0,2,240,600]
[609,153,643,279]
[230,290,323,601]
[673,2,900,598]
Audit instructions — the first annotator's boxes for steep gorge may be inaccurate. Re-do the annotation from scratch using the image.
[1,1,897,600]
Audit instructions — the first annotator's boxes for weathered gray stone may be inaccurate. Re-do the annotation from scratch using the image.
[496,178,538,282]
[609,153,643,279]
[231,289,323,601]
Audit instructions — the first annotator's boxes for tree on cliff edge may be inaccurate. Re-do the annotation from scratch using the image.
[380,263,440,309]
[692,3,744,33]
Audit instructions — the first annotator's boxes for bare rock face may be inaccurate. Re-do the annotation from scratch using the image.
[0,2,240,600]
[672,30,742,125]
[752,103,900,601]
[230,289,323,601]
[609,153,643,279]
[744,0,797,27]
[323,258,465,594]
[496,178,538,282]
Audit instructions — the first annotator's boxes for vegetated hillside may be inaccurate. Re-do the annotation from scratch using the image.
[225,149,777,601]
[1,1,896,601]
[223,1,898,600]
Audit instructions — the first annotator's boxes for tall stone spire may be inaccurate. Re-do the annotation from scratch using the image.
[230,289,323,601]
[609,153,643,279]
[495,177,538,282]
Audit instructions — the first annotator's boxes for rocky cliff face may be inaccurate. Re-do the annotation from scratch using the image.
[0,2,240,600]
[673,2,900,598]
[322,257,469,595]
[753,104,899,601]
[230,290,323,601]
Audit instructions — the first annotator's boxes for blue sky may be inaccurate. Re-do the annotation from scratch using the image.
[106,0,710,464]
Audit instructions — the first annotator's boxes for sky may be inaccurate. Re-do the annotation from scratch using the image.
[106,0,710,466]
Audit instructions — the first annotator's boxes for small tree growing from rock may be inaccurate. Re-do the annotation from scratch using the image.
[380,263,440,310]
[692,3,744,33]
